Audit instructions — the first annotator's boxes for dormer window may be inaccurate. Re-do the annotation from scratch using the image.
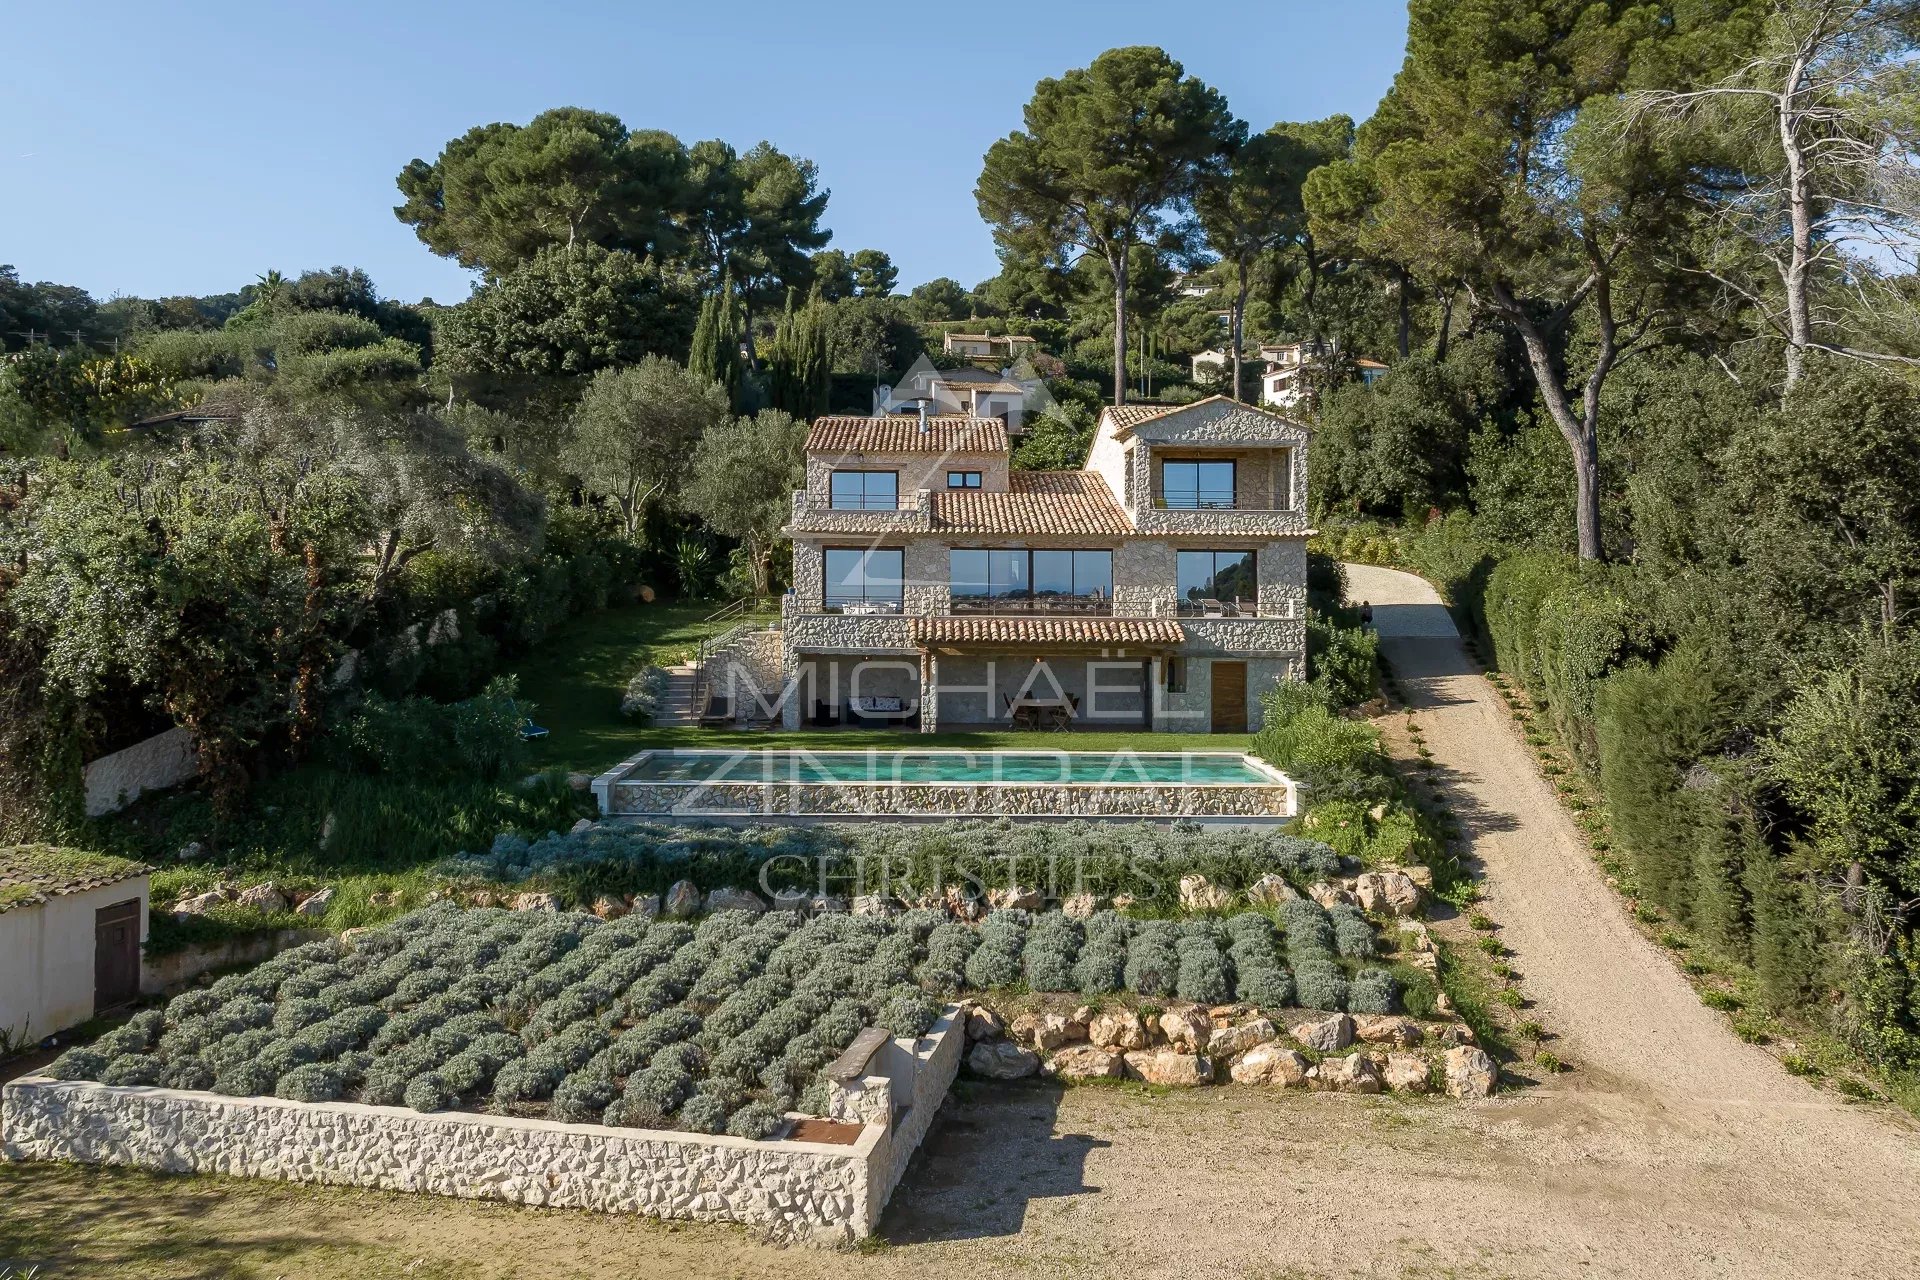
[829,470,899,511]
[1160,459,1236,510]
[946,471,982,489]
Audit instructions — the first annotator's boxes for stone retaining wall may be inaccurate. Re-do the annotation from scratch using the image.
[2,1008,966,1243]
[609,778,1296,820]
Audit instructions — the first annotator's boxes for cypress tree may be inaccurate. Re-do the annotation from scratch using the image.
[688,275,746,410]
[766,289,831,421]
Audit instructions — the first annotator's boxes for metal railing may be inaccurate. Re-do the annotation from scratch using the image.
[691,596,776,721]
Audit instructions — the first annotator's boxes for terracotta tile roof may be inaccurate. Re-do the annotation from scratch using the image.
[931,471,1131,536]
[912,616,1185,648]
[1103,396,1304,437]
[1104,404,1180,431]
[806,416,1008,454]
[0,845,149,914]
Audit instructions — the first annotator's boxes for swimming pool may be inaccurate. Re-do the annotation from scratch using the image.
[595,749,1298,823]
[624,749,1280,787]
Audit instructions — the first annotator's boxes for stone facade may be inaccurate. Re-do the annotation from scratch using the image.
[769,398,1312,734]
[2,1007,968,1244]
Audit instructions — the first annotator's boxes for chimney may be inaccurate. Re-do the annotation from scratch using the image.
[918,400,929,434]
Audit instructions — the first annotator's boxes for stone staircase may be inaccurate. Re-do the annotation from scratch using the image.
[655,665,703,726]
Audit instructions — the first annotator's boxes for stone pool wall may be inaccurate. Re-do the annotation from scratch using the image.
[607,778,1296,820]
[2,1009,965,1243]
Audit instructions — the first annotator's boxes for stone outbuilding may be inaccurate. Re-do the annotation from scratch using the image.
[0,846,150,1044]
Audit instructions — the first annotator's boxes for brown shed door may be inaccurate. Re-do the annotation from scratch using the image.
[1211,661,1248,733]
[94,898,141,1012]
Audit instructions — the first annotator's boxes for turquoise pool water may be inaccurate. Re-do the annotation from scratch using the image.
[628,750,1276,786]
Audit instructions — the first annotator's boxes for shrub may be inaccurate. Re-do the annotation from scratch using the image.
[1124,921,1181,998]
[878,990,940,1038]
[1021,915,1082,992]
[275,1063,345,1103]
[1174,933,1231,1004]
[1329,905,1377,959]
[1293,960,1350,1012]
[676,1091,730,1134]
[725,1100,785,1139]
[160,1058,215,1091]
[1348,967,1398,1014]
[963,912,1027,989]
[100,1053,162,1086]
[620,666,671,721]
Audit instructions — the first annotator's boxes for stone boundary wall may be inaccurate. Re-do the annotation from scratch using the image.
[82,728,197,817]
[2,1007,965,1244]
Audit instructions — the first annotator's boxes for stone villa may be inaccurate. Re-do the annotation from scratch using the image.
[721,396,1310,733]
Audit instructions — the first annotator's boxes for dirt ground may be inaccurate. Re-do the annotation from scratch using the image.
[6,564,1919,1278]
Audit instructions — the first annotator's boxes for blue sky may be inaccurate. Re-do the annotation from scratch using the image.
[0,1,1408,305]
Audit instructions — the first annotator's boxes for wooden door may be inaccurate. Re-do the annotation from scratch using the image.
[1210,661,1248,733]
[94,898,141,1013]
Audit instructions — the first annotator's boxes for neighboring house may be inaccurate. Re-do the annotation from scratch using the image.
[1190,348,1230,380]
[1354,358,1389,386]
[0,846,150,1043]
[761,397,1309,734]
[1256,339,1386,410]
[875,364,1032,433]
[941,332,1038,362]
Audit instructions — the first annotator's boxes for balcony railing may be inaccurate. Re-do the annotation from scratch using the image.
[1156,491,1238,510]
[949,594,1114,616]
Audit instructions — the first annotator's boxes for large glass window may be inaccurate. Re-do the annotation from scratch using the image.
[1177,550,1256,612]
[829,470,899,511]
[1160,459,1236,509]
[950,549,1110,607]
[824,548,904,610]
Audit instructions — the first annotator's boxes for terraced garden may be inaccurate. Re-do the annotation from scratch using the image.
[41,889,1417,1135]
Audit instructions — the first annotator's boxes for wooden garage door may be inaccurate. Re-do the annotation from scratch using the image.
[94,898,141,1013]
[1210,661,1248,734]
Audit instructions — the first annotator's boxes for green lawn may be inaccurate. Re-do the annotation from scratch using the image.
[503,602,1253,776]
[504,600,774,774]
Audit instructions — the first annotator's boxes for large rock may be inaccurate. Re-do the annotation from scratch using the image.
[1087,1009,1149,1051]
[705,887,766,914]
[664,880,701,918]
[171,890,226,917]
[1307,881,1357,909]
[1315,1053,1384,1094]
[1012,1012,1076,1052]
[235,882,289,913]
[1178,874,1233,912]
[590,896,628,920]
[467,890,498,909]
[1246,873,1299,906]
[943,886,985,921]
[770,888,812,914]
[988,885,1045,911]
[1353,871,1422,917]
[568,817,594,835]
[1384,1053,1432,1093]
[1043,1044,1124,1082]
[1291,1013,1354,1053]
[1353,1015,1424,1048]
[1124,1049,1214,1087]
[292,887,333,919]
[1229,1042,1311,1087]
[627,893,661,919]
[1158,1005,1213,1052]
[965,1007,1004,1042]
[811,894,849,915]
[1207,1018,1279,1057]
[852,894,898,917]
[1392,864,1436,892]
[1443,1045,1499,1098]
[1060,892,1098,920]
[968,1040,1040,1080]
[510,891,560,912]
